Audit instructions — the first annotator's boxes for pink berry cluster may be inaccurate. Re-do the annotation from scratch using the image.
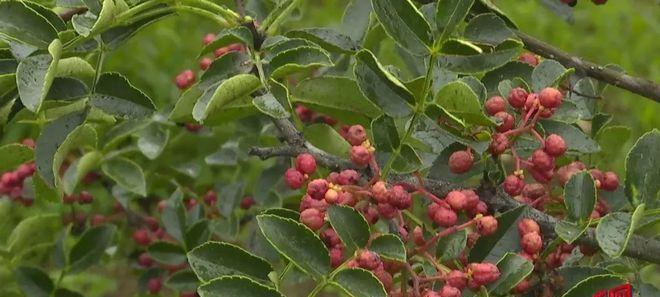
[295,104,338,126]
[426,190,492,231]
[422,262,501,297]
[0,139,37,207]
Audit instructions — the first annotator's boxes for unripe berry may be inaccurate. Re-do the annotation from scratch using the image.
[337,169,360,185]
[147,277,163,294]
[544,134,566,156]
[300,208,325,230]
[485,96,506,116]
[521,232,542,254]
[494,111,515,133]
[371,181,389,204]
[477,216,498,236]
[503,175,525,196]
[357,250,380,270]
[138,252,153,267]
[388,185,412,210]
[489,133,509,155]
[433,207,457,227]
[350,145,372,167]
[439,285,461,297]
[203,190,217,206]
[307,178,329,200]
[508,88,528,109]
[445,270,467,289]
[295,153,317,175]
[132,229,151,246]
[202,33,215,45]
[601,171,619,191]
[346,125,367,146]
[531,149,555,171]
[539,87,562,109]
[518,52,539,66]
[156,200,167,213]
[200,57,212,71]
[240,196,255,209]
[175,70,195,90]
[143,216,160,232]
[377,203,397,219]
[445,190,467,211]
[522,183,546,200]
[448,150,473,174]
[329,247,344,268]
[468,262,501,286]
[518,219,541,236]
[284,168,305,189]
[324,188,339,204]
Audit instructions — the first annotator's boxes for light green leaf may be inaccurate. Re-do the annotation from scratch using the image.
[286,28,359,53]
[62,150,102,195]
[436,0,475,42]
[371,0,432,55]
[328,205,370,251]
[137,122,169,160]
[596,204,645,258]
[253,93,290,119]
[0,1,58,48]
[531,59,574,91]
[434,80,493,126]
[332,268,387,297]
[625,129,660,208]
[101,157,146,196]
[561,274,626,297]
[56,57,95,85]
[0,144,33,172]
[17,39,62,112]
[68,225,116,272]
[7,214,61,255]
[192,74,261,123]
[269,46,333,78]
[303,123,351,157]
[370,234,406,263]
[15,266,53,297]
[187,241,273,282]
[198,276,283,297]
[148,242,187,265]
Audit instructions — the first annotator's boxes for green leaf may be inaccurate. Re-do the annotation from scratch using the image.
[554,220,589,244]
[340,0,372,42]
[371,0,432,55]
[292,76,382,125]
[205,141,239,166]
[563,171,597,222]
[137,122,169,160]
[15,266,53,297]
[625,129,660,208]
[487,253,534,294]
[90,72,155,119]
[327,205,370,251]
[595,126,631,165]
[436,229,467,261]
[68,225,116,273]
[198,276,283,297]
[596,204,645,258]
[303,123,351,157]
[166,270,199,292]
[192,74,261,123]
[286,28,359,53]
[148,242,187,265]
[390,144,423,174]
[0,144,33,172]
[252,93,290,119]
[531,59,574,91]
[187,241,273,282]
[332,268,387,297]
[162,199,187,244]
[439,39,522,74]
[217,182,245,217]
[199,27,253,57]
[55,57,95,85]
[371,115,400,152]
[256,214,330,279]
[482,61,533,92]
[185,219,211,249]
[464,13,515,46]
[556,266,612,295]
[0,1,58,48]
[101,157,146,196]
[561,274,626,297]
[268,46,333,78]
[469,206,527,263]
[436,0,475,42]
[17,39,62,112]
[541,120,600,154]
[72,0,124,37]
[369,234,406,263]
[434,80,493,126]
[354,50,414,118]
[260,208,300,221]
[62,150,102,195]
[100,10,173,50]
[35,110,91,187]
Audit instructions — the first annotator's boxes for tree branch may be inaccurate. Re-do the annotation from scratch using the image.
[516,32,660,102]
[248,143,660,264]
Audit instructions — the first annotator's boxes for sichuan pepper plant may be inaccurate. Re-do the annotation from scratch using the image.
[0,0,658,297]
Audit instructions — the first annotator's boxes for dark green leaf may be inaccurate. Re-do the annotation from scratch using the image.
[556,266,611,295]
[436,229,467,261]
[101,9,173,50]
[256,214,330,279]
[0,1,58,48]
[192,74,261,123]
[199,27,253,57]
[206,141,240,166]
[62,150,102,195]
[101,157,147,196]
[434,80,493,126]
[328,205,370,251]
[303,123,351,157]
[561,274,626,297]
[487,253,534,294]
[187,241,273,282]
[464,13,515,45]
[469,206,527,262]
[531,59,574,91]
[90,72,155,119]
[340,0,372,42]
[286,28,359,53]
[46,77,88,101]
[370,234,406,263]
[563,171,597,222]
[0,143,33,172]
[439,39,522,74]
[166,270,199,292]
[625,129,660,208]
[17,39,62,112]
[555,219,588,244]
[371,0,432,55]
[354,50,413,118]
[253,93,290,119]
[217,182,245,217]
[15,266,53,297]
[371,115,400,153]
[148,241,187,265]
[162,198,187,244]
[332,268,387,297]
[390,144,423,174]
[198,276,283,297]
[435,0,475,42]
[268,46,333,78]
[137,122,169,160]
[596,204,645,258]
[68,225,116,272]
[482,61,533,92]
[185,219,211,249]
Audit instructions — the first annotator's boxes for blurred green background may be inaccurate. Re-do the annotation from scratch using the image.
[105,0,660,172]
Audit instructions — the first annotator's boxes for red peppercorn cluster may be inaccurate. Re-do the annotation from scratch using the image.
[426,190,489,228]
[295,104,338,126]
[346,250,394,291]
[0,161,36,206]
